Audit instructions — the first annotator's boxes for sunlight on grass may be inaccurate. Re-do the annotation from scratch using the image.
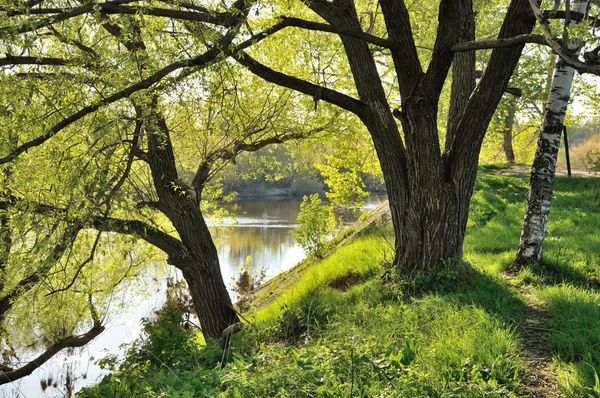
[537,285,600,397]
[79,174,600,397]
[253,230,392,322]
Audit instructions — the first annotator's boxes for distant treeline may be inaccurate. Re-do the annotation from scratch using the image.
[221,145,385,198]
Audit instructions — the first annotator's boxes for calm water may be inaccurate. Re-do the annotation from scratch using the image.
[0,195,385,397]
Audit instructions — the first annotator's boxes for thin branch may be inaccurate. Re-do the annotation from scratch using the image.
[47,25,99,58]
[95,4,241,27]
[451,34,548,52]
[0,223,83,320]
[529,0,600,75]
[46,123,141,296]
[192,128,324,190]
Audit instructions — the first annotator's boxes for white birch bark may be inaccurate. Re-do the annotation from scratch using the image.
[514,0,586,267]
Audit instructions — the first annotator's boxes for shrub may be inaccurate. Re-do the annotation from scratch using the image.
[291,194,340,258]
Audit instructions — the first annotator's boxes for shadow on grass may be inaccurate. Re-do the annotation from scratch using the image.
[417,267,526,326]
[520,261,600,291]
[537,285,600,396]
[429,267,560,395]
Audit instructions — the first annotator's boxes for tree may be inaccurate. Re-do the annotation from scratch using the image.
[231,0,539,273]
[291,193,339,258]
[0,0,339,382]
[514,0,593,268]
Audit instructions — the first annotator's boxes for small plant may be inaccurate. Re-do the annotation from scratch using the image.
[291,193,340,258]
[273,290,341,342]
[234,256,266,312]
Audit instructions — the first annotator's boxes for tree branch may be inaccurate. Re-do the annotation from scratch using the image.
[425,0,473,100]
[192,128,324,190]
[95,4,242,27]
[0,0,139,36]
[378,0,424,96]
[0,196,190,266]
[445,0,536,180]
[0,324,105,385]
[279,17,389,47]
[0,55,69,67]
[233,51,367,116]
[451,33,548,52]
[529,0,600,75]
[45,124,141,297]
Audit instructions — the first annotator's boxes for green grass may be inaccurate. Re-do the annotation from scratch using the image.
[465,175,600,396]
[80,174,600,398]
[252,223,393,322]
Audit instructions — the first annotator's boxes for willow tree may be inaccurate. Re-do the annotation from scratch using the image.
[0,0,340,380]
[229,0,540,272]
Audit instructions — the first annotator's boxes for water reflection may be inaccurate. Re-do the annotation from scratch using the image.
[218,198,304,290]
[0,194,386,397]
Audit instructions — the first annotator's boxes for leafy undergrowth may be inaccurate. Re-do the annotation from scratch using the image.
[80,175,600,398]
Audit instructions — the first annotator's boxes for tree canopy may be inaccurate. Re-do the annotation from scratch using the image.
[1,0,599,388]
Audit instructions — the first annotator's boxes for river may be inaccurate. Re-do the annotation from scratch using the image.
[0,195,385,398]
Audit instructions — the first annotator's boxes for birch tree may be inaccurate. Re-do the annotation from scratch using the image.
[514,0,589,268]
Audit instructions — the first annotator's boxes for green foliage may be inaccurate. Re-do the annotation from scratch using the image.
[79,306,223,397]
[234,256,266,312]
[290,194,340,258]
[585,149,600,171]
[124,306,203,370]
[270,289,345,342]
[315,155,370,210]
[255,223,392,322]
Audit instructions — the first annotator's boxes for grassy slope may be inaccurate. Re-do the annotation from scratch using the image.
[81,174,600,398]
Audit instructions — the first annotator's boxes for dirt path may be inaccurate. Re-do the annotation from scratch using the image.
[489,165,594,177]
[503,275,562,397]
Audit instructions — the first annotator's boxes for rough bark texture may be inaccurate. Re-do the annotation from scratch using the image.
[503,101,517,164]
[100,20,240,339]
[514,0,586,268]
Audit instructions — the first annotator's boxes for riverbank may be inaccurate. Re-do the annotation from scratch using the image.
[80,174,600,397]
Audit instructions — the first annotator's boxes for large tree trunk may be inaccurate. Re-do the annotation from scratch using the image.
[171,210,240,339]
[238,0,534,276]
[312,0,531,274]
[513,0,585,268]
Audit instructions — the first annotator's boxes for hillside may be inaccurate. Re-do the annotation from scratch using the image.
[81,174,600,398]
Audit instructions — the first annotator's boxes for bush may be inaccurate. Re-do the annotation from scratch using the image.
[584,149,600,171]
[291,194,340,258]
